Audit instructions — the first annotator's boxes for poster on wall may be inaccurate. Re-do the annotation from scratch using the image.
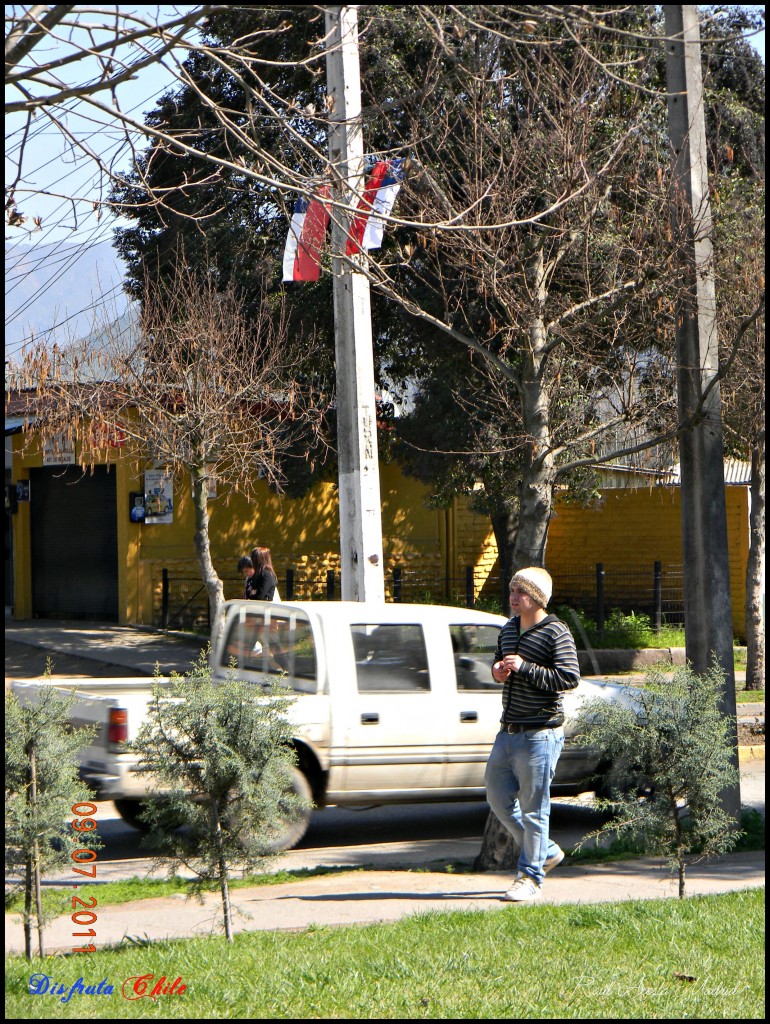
[42,434,76,465]
[144,469,174,524]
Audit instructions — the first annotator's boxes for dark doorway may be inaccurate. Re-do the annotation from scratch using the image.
[30,465,119,620]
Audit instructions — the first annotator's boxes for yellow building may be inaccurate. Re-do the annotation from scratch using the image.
[9,433,467,625]
[8,433,750,637]
[545,483,750,637]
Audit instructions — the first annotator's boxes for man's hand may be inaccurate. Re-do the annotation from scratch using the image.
[492,654,524,681]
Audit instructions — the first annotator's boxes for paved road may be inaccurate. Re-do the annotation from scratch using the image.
[30,753,764,885]
[33,795,614,883]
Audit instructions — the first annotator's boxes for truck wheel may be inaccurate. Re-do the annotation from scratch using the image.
[114,798,152,831]
[114,798,185,832]
[233,767,314,854]
[595,761,654,804]
[269,767,314,852]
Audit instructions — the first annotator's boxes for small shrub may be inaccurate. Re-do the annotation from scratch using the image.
[553,605,687,649]
[573,660,742,896]
[5,682,101,959]
[129,653,310,941]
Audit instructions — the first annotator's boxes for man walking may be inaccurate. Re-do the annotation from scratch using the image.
[486,566,580,901]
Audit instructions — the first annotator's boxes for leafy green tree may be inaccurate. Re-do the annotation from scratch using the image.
[5,680,101,959]
[573,662,742,897]
[129,653,310,942]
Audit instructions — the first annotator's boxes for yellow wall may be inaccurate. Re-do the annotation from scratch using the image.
[11,433,451,624]
[449,492,500,602]
[132,461,450,622]
[546,487,749,635]
[11,430,750,636]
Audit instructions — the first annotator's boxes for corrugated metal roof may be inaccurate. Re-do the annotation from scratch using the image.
[669,460,752,485]
[596,459,752,487]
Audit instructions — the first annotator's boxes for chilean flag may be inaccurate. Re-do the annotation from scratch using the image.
[282,185,331,282]
[346,158,406,256]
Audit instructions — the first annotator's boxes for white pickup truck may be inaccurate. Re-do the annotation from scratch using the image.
[10,600,639,849]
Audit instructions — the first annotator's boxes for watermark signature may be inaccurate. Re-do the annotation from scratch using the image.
[28,972,187,1003]
[122,974,188,1000]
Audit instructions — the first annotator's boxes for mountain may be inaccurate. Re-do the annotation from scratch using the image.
[5,237,129,357]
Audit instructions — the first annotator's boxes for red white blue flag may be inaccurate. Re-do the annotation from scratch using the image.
[347,158,406,256]
[282,185,331,282]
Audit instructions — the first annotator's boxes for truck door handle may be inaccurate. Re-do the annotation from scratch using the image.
[361,713,379,725]
[460,711,478,723]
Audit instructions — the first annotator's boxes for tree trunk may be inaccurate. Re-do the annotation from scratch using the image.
[208,799,234,942]
[30,744,45,958]
[513,462,555,569]
[476,247,557,872]
[191,465,225,644]
[744,435,765,690]
[473,809,518,872]
[24,856,33,961]
[489,507,518,615]
[513,244,556,570]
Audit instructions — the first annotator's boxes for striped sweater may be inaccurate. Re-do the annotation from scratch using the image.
[493,614,580,727]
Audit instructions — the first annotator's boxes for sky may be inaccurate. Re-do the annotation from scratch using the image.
[5,5,195,357]
[4,5,765,362]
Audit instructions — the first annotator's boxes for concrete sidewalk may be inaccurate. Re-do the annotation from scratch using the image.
[5,619,208,677]
[5,852,765,955]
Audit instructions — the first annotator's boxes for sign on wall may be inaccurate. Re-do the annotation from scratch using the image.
[42,434,76,466]
[144,469,174,524]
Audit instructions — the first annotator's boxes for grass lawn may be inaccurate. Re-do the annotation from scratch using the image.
[5,889,764,1019]
[736,688,765,704]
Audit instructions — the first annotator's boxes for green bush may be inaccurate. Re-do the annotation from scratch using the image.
[5,685,102,960]
[129,653,309,942]
[573,661,742,897]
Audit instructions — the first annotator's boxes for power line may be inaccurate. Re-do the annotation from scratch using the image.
[5,40,190,352]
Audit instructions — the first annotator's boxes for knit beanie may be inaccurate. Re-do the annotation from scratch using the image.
[510,567,553,608]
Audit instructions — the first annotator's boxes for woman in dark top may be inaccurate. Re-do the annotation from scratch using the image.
[247,546,278,601]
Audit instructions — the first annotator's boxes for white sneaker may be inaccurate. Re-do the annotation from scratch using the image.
[503,877,542,902]
[544,846,565,874]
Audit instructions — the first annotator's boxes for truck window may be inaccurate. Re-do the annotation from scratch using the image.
[352,624,430,692]
[221,611,317,694]
[450,624,503,691]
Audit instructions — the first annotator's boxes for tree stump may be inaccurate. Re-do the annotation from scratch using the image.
[473,810,520,871]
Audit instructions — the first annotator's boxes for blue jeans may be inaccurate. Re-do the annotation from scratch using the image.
[484,727,565,886]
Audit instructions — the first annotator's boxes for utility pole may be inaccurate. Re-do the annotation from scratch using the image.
[664,6,740,818]
[325,5,385,602]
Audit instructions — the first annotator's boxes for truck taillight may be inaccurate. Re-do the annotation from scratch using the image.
[108,709,128,747]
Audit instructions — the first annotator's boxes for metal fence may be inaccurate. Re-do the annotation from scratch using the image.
[553,561,685,631]
[153,561,685,633]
